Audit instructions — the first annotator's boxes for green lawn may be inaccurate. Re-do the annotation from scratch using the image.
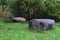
[57,0,60,1]
[0,22,60,40]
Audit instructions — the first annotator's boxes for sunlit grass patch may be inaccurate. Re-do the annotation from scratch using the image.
[0,22,60,40]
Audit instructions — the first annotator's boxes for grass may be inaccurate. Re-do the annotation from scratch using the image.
[0,21,60,40]
[57,0,60,1]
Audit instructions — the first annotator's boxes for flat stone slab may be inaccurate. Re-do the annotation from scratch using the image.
[29,19,55,30]
[12,17,26,22]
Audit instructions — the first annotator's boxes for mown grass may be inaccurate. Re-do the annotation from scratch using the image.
[0,21,60,40]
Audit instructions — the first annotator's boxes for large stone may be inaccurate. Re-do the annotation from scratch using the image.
[29,19,55,30]
[12,17,26,22]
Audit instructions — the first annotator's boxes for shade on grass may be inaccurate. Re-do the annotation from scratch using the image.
[0,22,60,40]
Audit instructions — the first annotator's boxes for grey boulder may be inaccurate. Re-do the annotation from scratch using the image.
[29,19,55,30]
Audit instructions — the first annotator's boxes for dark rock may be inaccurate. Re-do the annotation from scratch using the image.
[29,19,55,30]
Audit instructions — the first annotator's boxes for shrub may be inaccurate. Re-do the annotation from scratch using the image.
[9,0,60,21]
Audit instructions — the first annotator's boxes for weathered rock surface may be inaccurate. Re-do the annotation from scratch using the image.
[12,17,26,22]
[29,19,55,30]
